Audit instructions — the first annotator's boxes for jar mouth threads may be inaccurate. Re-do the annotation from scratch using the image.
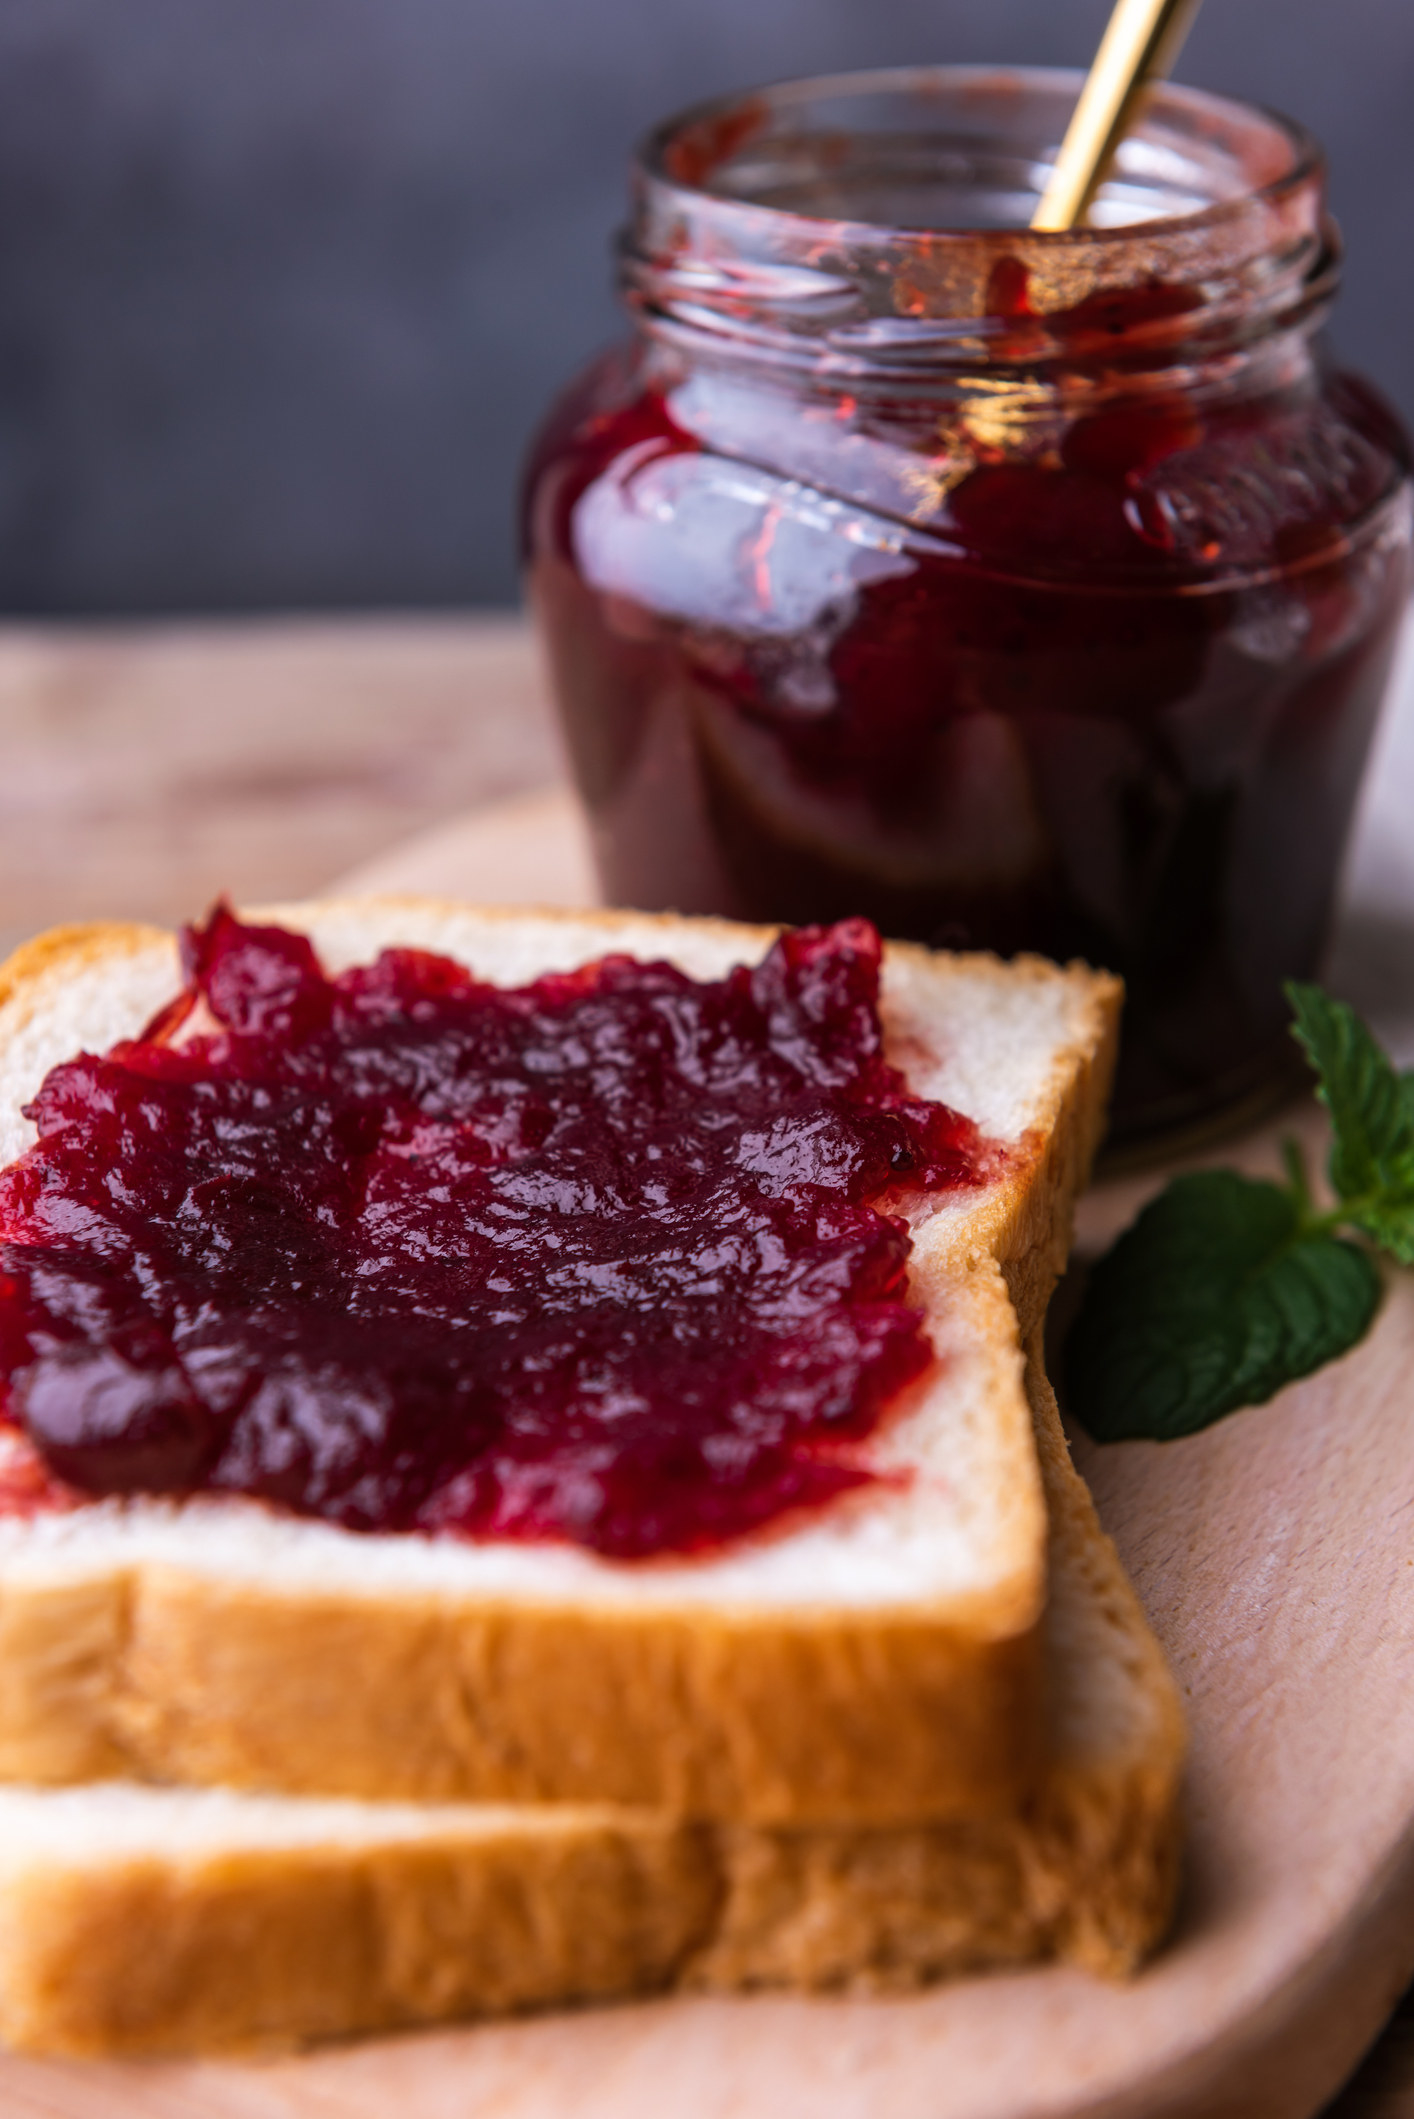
[624,67,1334,380]
[640,67,1320,242]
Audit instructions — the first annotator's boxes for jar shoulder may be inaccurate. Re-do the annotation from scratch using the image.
[526,343,1411,589]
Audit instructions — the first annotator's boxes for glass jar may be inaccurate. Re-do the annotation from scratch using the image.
[522,68,1412,1149]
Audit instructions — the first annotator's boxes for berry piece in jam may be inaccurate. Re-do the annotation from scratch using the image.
[0,910,990,1559]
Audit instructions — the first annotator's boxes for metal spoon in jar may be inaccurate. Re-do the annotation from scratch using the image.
[1032,0,1205,231]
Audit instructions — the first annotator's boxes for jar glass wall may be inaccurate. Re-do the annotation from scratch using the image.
[523,68,1413,1148]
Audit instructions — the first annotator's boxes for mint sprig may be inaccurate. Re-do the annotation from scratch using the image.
[1287,984,1414,1263]
[1067,985,1409,1444]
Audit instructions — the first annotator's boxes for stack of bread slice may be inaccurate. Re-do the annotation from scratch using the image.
[0,902,1184,2056]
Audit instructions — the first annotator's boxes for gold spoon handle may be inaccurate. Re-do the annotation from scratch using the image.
[1031,0,1204,232]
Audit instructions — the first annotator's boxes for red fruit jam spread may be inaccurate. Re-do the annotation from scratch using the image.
[527,348,1411,1146]
[0,909,989,1558]
[524,71,1414,1146]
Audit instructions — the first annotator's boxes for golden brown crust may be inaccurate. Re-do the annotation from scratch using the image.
[686,1347,1183,1993]
[0,1575,132,1784]
[998,967,1121,1341]
[0,904,1119,1823]
[0,1348,1182,2058]
[105,1582,1045,1820]
[0,921,173,1020]
[1019,1345,1185,1975]
[0,1809,721,2057]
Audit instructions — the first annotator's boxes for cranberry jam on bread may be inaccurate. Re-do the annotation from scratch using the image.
[0,903,1119,1825]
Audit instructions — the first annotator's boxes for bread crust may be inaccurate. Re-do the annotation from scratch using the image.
[685,1346,1183,1993]
[0,904,1120,1823]
[0,1350,1182,2058]
[0,1804,723,2056]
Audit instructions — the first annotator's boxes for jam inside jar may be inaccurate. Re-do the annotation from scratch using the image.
[524,67,1413,1149]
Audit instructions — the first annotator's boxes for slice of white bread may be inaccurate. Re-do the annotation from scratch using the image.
[0,902,1120,1824]
[0,1352,1183,2058]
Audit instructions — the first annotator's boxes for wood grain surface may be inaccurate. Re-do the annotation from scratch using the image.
[0,614,564,963]
[0,617,1411,2115]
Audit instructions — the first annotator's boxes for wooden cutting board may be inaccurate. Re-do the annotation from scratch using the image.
[3,790,1414,2119]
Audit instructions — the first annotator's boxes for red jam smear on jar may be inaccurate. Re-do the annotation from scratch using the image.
[525,298,1412,1145]
[0,908,989,1558]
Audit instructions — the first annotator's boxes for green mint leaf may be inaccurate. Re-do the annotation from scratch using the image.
[1345,1197,1414,1267]
[1066,1169,1381,1443]
[1286,982,1414,1226]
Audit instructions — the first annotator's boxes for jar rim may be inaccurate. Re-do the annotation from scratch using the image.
[623,64,1333,375]
[636,63,1323,248]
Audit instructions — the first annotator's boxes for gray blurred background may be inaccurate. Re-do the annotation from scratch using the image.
[0,0,1409,616]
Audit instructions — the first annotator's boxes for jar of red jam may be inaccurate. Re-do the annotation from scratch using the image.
[523,68,1412,1148]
